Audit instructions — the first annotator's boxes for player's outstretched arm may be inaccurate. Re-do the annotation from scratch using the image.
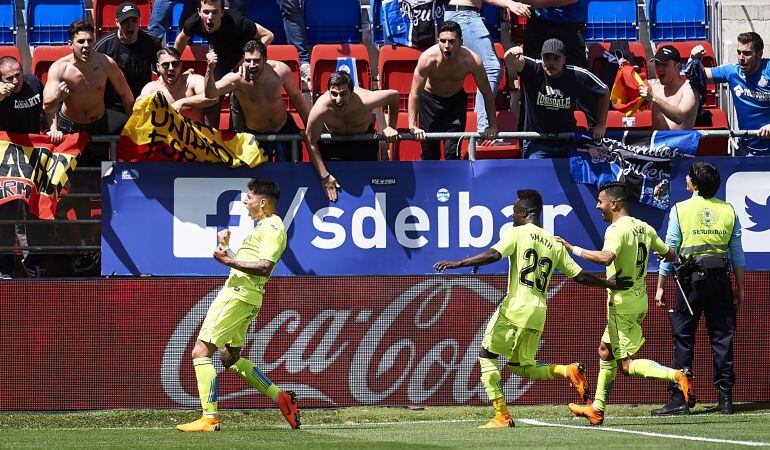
[434,248,502,272]
[555,236,616,266]
[572,269,633,290]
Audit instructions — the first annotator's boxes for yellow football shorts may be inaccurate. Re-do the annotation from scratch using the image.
[481,308,541,366]
[198,289,261,348]
[603,311,646,359]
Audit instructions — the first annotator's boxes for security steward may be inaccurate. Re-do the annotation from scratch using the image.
[653,161,745,415]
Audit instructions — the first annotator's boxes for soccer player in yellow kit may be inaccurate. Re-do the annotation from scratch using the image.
[435,189,633,429]
[176,178,300,432]
[557,182,694,425]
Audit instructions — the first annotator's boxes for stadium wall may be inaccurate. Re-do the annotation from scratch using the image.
[1,274,767,411]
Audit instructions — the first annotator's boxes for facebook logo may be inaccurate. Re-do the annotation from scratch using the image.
[173,178,254,258]
[726,172,770,252]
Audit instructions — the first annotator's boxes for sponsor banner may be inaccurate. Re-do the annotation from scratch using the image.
[103,159,684,276]
[118,92,268,167]
[0,132,87,219]
[103,158,770,276]
[571,130,700,210]
[1,275,767,410]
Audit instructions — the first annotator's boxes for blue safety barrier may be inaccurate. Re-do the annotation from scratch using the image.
[26,0,85,46]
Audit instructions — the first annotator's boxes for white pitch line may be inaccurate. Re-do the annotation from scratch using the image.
[519,418,770,447]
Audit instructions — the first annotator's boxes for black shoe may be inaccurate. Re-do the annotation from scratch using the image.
[717,386,734,414]
[651,389,690,416]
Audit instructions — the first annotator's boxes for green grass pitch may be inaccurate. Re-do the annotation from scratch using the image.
[1,403,769,449]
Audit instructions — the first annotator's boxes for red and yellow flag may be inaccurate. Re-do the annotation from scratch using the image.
[0,132,87,219]
[118,92,268,168]
[610,60,650,116]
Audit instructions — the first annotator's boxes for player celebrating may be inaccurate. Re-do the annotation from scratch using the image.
[176,178,300,432]
[557,182,693,426]
[434,189,633,429]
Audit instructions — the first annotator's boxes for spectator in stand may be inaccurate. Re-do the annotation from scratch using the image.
[0,56,48,278]
[692,32,770,155]
[639,45,698,131]
[276,0,311,88]
[95,1,163,133]
[204,40,308,161]
[174,0,274,125]
[135,47,217,123]
[148,0,248,40]
[505,39,608,158]
[408,20,497,160]
[444,0,530,136]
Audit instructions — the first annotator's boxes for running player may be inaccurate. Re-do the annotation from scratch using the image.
[556,182,694,425]
[434,189,633,429]
[176,178,300,432]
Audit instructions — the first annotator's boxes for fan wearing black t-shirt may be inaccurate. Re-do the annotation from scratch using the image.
[505,39,609,159]
[94,1,163,133]
[173,0,273,125]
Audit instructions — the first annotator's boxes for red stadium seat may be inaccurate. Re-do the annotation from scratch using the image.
[463,43,511,110]
[378,45,421,112]
[179,45,207,76]
[0,46,21,62]
[267,44,301,111]
[695,108,729,156]
[464,110,522,159]
[310,44,371,100]
[31,46,70,84]
[94,0,151,37]
[655,41,717,107]
[588,42,649,79]
[605,109,653,130]
[574,111,589,130]
[392,112,423,161]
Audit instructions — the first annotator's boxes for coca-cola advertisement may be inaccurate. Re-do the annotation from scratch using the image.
[1,274,768,410]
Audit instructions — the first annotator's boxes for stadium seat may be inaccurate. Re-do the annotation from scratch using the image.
[179,45,207,75]
[0,0,16,45]
[481,3,502,42]
[585,0,638,42]
[588,41,649,80]
[378,45,421,111]
[0,46,21,61]
[605,109,653,130]
[647,0,708,42]
[94,0,151,37]
[305,0,361,44]
[310,44,371,99]
[392,111,422,161]
[31,45,70,84]
[246,0,287,44]
[26,0,86,46]
[267,44,301,111]
[462,44,511,111]
[465,110,522,159]
[166,0,206,46]
[654,41,717,107]
[694,108,729,156]
[574,110,589,130]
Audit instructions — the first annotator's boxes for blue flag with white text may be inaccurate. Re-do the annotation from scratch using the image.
[570,130,700,209]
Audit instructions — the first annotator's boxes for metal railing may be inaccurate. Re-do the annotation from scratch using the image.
[0,129,762,254]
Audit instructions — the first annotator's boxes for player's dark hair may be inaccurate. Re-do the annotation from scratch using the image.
[0,56,20,68]
[328,70,354,91]
[243,39,267,59]
[737,32,764,53]
[688,161,720,199]
[599,182,628,205]
[517,189,543,215]
[68,20,95,40]
[248,178,280,201]
[156,46,180,61]
[438,20,462,39]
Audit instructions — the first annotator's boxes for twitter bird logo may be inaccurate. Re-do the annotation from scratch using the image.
[745,195,770,233]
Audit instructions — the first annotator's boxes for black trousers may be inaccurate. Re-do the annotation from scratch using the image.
[419,90,467,160]
[669,270,736,388]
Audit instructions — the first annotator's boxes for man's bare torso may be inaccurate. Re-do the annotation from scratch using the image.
[422,46,473,98]
[319,88,376,135]
[650,79,697,130]
[233,60,288,132]
[59,53,110,123]
[153,73,205,122]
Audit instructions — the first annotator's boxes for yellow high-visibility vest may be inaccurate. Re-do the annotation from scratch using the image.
[676,195,735,257]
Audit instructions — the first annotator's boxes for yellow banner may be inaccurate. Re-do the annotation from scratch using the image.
[119,92,268,168]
